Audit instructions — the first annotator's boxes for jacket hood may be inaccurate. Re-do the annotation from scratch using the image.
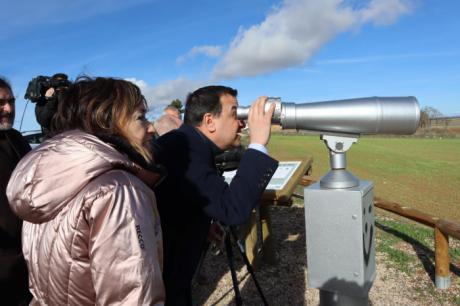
[7,130,140,224]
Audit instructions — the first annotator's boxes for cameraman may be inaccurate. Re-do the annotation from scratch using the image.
[154,85,278,305]
[0,77,32,305]
[25,73,70,138]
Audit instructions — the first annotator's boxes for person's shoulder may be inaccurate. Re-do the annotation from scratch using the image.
[7,128,31,152]
[153,125,199,164]
[155,124,191,147]
[8,128,25,138]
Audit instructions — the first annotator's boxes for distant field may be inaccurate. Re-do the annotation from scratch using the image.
[267,134,460,223]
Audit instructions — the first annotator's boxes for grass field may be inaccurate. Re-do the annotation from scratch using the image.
[267,134,460,223]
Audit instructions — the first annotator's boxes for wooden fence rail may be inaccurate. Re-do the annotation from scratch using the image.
[297,177,460,289]
[374,197,460,289]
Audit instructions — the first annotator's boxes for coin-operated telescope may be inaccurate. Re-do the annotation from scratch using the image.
[238,97,420,305]
[236,96,419,135]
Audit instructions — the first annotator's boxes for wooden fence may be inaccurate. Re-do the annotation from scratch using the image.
[374,197,460,289]
[297,178,460,289]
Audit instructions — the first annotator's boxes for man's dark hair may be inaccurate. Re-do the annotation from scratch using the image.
[184,85,237,126]
[0,76,13,94]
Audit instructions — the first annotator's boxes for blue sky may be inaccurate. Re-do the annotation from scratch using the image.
[2,0,459,132]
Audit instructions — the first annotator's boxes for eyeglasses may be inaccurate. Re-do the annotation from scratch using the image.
[0,98,15,105]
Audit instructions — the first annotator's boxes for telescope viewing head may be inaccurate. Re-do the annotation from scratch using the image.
[237,96,420,189]
[236,96,420,136]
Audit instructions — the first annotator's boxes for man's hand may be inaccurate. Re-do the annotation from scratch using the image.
[45,87,55,98]
[247,96,276,146]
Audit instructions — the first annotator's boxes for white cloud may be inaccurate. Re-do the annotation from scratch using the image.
[358,0,414,25]
[125,77,203,109]
[176,45,223,65]
[122,0,414,116]
[213,0,414,79]
[125,78,148,90]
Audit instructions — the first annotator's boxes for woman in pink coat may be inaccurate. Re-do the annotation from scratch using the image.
[7,77,164,305]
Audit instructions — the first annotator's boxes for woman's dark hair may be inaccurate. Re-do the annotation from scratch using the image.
[184,85,237,126]
[52,76,152,161]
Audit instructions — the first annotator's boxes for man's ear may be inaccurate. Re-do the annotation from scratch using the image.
[201,113,216,133]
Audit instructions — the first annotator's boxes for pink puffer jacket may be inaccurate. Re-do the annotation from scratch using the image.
[7,130,164,305]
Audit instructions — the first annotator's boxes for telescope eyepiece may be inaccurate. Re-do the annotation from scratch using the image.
[236,97,282,123]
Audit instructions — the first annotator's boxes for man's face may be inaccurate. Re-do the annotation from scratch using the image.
[213,94,245,150]
[0,87,15,130]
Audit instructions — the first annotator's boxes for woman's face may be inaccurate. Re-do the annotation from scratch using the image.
[125,106,154,148]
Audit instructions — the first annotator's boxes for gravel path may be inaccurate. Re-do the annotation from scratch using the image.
[192,205,460,305]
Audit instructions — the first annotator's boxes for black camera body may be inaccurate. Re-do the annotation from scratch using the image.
[215,145,246,174]
[24,74,71,103]
[24,73,71,135]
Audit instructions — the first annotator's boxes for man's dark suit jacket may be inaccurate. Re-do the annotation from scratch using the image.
[154,124,278,306]
[0,129,32,305]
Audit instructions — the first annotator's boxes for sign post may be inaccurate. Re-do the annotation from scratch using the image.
[224,157,313,265]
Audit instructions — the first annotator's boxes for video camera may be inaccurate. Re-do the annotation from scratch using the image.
[24,73,71,134]
[215,145,246,174]
[24,73,71,103]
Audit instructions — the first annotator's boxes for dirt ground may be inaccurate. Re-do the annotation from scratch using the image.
[192,205,460,306]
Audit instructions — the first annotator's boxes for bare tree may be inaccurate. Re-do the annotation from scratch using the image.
[419,110,429,128]
[419,106,444,128]
[422,106,443,118]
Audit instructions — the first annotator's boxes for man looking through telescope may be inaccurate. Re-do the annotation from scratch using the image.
[154,85,278,305]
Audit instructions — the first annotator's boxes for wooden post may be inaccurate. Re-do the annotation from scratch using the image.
[260,203,277,265]
[244,209,259,267]
[434,227,450,289]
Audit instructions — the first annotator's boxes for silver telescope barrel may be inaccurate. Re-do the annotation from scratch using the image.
[236,96,420,135]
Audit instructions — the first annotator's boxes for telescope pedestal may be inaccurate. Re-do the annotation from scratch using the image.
[305,135,376,306]
[320,169,359,189]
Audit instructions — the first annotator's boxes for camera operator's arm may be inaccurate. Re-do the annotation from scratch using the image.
[35,88,58,132]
